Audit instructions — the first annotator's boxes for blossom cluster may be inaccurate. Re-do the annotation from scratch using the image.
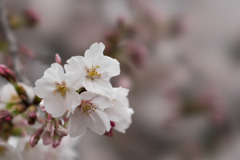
[34,42,133,138]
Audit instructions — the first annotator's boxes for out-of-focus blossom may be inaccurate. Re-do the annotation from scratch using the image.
[34,63,80,118]
[65,42,120,97]
[18,45,35,59]
[68,91,111,137]
[0,141,22,160]
[126,42,148,68]
[4,135,78,160]
[23,8,40,27]
[116,74,132,89]
[0,83,35,110]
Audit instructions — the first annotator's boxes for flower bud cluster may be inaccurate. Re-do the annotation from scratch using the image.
[30,114,68,148]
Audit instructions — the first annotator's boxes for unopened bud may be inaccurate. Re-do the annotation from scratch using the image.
[0,64,16,82]
[55,125,68,137]
[104,121,115,137]
[29,127,43,147]
[27,106,37,125]
[39,100,46,112]
[55,54,62,64]
[0,110,12,123]
[52,136,62,148]
[42,131,52,145]
[46,120,55,136]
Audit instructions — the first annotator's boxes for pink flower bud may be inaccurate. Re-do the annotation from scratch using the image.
[42,131,52,145]
[104,121,115,137]
[55,54,62,64]
[55,125,68,137]
[46,120,55,137]
[0,110,12,122]
[52,136,62,148]
[39,100,46,112]
[27,106,37,125]
[29,127,44,147]
[0,64,16,82]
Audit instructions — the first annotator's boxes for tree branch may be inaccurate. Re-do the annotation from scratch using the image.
[0,0,30,84]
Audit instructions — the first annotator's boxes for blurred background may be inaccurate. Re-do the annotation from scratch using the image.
[2,0,240,159]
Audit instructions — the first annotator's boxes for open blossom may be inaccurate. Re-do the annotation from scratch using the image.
[105,87,134,133]
[68,91,111,137]
[34,63,80,117]
[64,42,120,97]
[0,83,35,110]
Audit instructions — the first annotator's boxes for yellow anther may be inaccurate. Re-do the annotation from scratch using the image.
[79,102,96,116]
[54,82,68,97]
[87,66,101,80]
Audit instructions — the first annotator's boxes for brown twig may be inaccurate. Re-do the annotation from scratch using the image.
[0,0,30,84]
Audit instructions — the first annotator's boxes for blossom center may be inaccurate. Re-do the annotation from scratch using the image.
[54,82,68,97]
[87,66,101,80]
[79,101,96,116]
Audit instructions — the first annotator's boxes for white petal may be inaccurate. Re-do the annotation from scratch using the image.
[105,106,125,122]
[65,89,81,112]
[83,79,114,98]
[91,96,111,110]
[114,87,129,97]
[65,56,86,90]
[78,91,97,101]
[114,108,134,133]
[43,63,65,82]
[43,93,68,117]
[84,43,105,65]
[97,56,120,79]
[34,77,55,98]
[88,110,110,135]
[105,87,130,122]
[68,109,88,137]
[113,87,129,107]
[78,91,110,110]
[65,56,85,74]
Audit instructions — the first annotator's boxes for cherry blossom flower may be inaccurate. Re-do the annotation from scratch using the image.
[68,91,111,137]
[105,87,134,133]
[64,42,120,97]
[34,63,80,118]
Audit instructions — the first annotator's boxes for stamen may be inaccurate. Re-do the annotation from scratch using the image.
[79,101,96,116]
[54,82,68,97]
[87,65,101,80]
